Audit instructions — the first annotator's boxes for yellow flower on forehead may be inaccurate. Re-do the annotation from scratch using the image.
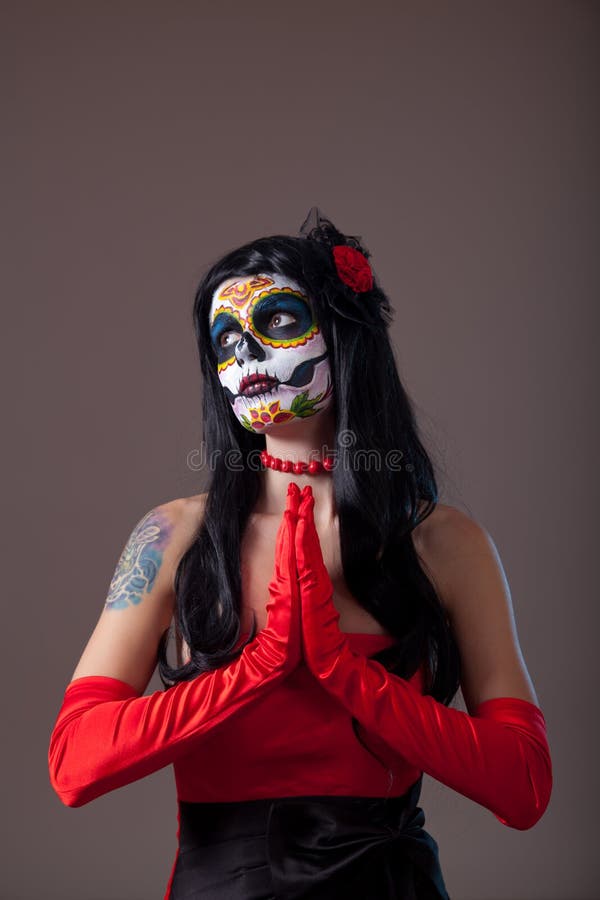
[216,275,274,307]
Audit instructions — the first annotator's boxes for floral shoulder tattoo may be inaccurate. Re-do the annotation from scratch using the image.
[105,508,173,610]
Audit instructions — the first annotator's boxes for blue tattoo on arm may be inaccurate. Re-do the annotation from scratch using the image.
[105,508,173,610]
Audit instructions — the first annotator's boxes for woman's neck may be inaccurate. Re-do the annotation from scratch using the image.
[254,410,337,522]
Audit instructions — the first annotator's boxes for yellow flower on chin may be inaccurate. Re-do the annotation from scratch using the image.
[239,388,330,433]
[248,400,295,429]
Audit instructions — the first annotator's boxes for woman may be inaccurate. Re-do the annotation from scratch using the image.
[48,208,553,899]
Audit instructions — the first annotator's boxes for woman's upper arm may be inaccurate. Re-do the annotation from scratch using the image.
[414,504,539,713]
[69,495,205,695]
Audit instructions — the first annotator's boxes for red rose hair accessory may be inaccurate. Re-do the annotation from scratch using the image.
[298,205,391,329]
[332,244,373,293]
[299,205,375,295]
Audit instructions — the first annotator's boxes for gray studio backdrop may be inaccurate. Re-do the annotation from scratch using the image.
[2,2,598,899]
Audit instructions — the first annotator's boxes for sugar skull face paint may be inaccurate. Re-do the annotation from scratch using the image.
[209,273,333,432]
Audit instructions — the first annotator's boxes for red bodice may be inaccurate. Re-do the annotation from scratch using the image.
[172,632,425,802]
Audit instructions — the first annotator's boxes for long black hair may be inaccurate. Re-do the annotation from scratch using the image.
[156,210,461,714]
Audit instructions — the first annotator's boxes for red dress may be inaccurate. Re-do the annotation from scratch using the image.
[164,632,446,900]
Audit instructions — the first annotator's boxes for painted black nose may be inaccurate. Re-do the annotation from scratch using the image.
[235,331,266,365]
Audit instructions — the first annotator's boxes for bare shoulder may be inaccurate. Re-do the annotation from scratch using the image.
[68,492,209,690]
[412,501,539,709]
[117,492,208,602]
[412,501,490,557]
[171,490,208,531]
[159,491,208,588]
[411,502,495,614]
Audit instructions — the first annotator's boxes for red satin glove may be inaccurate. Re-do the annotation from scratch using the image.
[296,484,553,830]
[48,482,301,808]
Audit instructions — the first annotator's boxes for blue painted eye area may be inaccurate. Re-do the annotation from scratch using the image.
[211,313,242,363]
[252,293,313,340]
[211,293,314,364]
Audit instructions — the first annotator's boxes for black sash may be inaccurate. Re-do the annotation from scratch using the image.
[170,777,450,899]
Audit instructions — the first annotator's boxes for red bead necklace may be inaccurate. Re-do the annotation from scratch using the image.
[260,449,335,475]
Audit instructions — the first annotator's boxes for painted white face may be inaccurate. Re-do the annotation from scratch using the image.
[208,273,333,433]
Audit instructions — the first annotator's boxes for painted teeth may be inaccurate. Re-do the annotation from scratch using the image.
[245,381,275,395]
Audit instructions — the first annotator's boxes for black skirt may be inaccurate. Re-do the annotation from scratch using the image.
[167,775,450,900]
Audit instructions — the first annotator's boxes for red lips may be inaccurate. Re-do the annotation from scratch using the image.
[239,372,279,396]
